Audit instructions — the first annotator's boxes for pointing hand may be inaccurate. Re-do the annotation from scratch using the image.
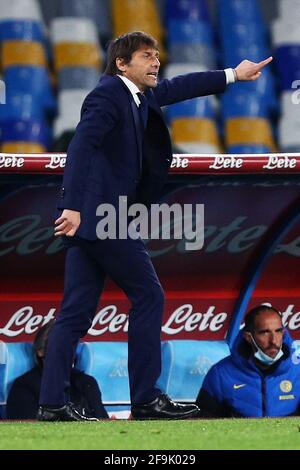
[234,56,273,81]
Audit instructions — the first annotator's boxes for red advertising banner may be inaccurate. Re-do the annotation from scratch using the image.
[0,152,300,174]
[1,297,300,343]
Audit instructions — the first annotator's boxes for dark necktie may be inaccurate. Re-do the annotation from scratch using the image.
[137,92,148,129]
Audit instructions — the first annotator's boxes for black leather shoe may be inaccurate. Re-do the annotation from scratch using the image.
[131,394,200,420]
[37,402,99,422]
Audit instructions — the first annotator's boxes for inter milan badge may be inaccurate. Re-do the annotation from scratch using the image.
[280,380,292,393]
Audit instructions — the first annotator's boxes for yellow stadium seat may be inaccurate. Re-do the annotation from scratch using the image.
[54,42,101,71]
[172,118,221,147]
[112,0,166,62]
[226,117,276,151]
[1,142,47,153]
[2,40,47,68]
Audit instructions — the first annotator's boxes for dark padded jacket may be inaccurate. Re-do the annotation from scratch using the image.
[6,366,108,419]
[196,331,300,417]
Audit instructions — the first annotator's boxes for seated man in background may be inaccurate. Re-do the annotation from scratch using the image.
[196,305,300,418]
[6,320,108,420]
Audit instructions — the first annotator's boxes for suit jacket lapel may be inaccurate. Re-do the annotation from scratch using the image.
[114,77,143,174]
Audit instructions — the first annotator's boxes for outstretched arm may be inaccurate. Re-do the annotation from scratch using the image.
[154,70,227,107]
[234,56,273,81]
[154,57,273,107]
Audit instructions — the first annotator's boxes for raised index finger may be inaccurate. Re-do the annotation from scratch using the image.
[257,56,273,69]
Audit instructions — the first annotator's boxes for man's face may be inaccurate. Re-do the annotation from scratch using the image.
[117,46,160,91]
[245,310,284,358]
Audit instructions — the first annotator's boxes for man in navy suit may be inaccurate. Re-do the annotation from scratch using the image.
[38,32,272,421]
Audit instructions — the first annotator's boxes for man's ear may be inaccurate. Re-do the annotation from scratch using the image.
[243,331,252,345]
[116,57,126,73]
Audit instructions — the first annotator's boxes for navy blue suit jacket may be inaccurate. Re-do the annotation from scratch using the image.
[58,71,226,240]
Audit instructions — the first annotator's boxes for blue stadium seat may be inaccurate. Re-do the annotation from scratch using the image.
[165,340,230,401]
[218,0,265,25]
[58,0,112,40]
[76,342,130,404]
[228,79,277,115]
[0,19,45,42]
[169,43,216,67]
[168,19,214,46]
[0,341,7,413]
[166,0,210,22]
[220,18,267,41]
[222,91,270,118]
[76,341,173,405]
[1,119,52,149]
[0,339,231,414]
[167,97,215,121]
[0,341,86,418]
[157,341,173,393]
[169,43,216,68]
[58,67,100,90]
[0,92,45,121]
[228,144,272,154]
[219,0,270,74]
[0,342,35,417]
[0,340,172,417]
[276,45,300,90]
[221,22,267,44]
[4,66,56,115]
[223,44,271,67]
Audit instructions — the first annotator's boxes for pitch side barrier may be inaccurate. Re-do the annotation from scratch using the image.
[1,153,300,413]
[1,151,300,174]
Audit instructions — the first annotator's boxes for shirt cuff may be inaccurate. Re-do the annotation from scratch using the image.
[224,68,236,85]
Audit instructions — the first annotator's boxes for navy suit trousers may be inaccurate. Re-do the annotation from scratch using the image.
[39,236,164,406]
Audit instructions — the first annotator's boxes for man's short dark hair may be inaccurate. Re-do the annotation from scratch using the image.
[244,305,282,333]
[105,31,159,76]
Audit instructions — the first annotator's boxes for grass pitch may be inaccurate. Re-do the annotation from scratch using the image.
[0,417,300,450]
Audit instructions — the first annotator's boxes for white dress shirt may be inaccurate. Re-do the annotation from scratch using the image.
[224,68,236,84]
[118,75,142,106]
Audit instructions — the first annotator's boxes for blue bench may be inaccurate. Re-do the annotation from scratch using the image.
[0,340,230,418]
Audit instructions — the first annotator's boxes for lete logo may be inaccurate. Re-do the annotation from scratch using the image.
[1,303,300,339]
[0,304,228,337]
[263,155,297,170]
